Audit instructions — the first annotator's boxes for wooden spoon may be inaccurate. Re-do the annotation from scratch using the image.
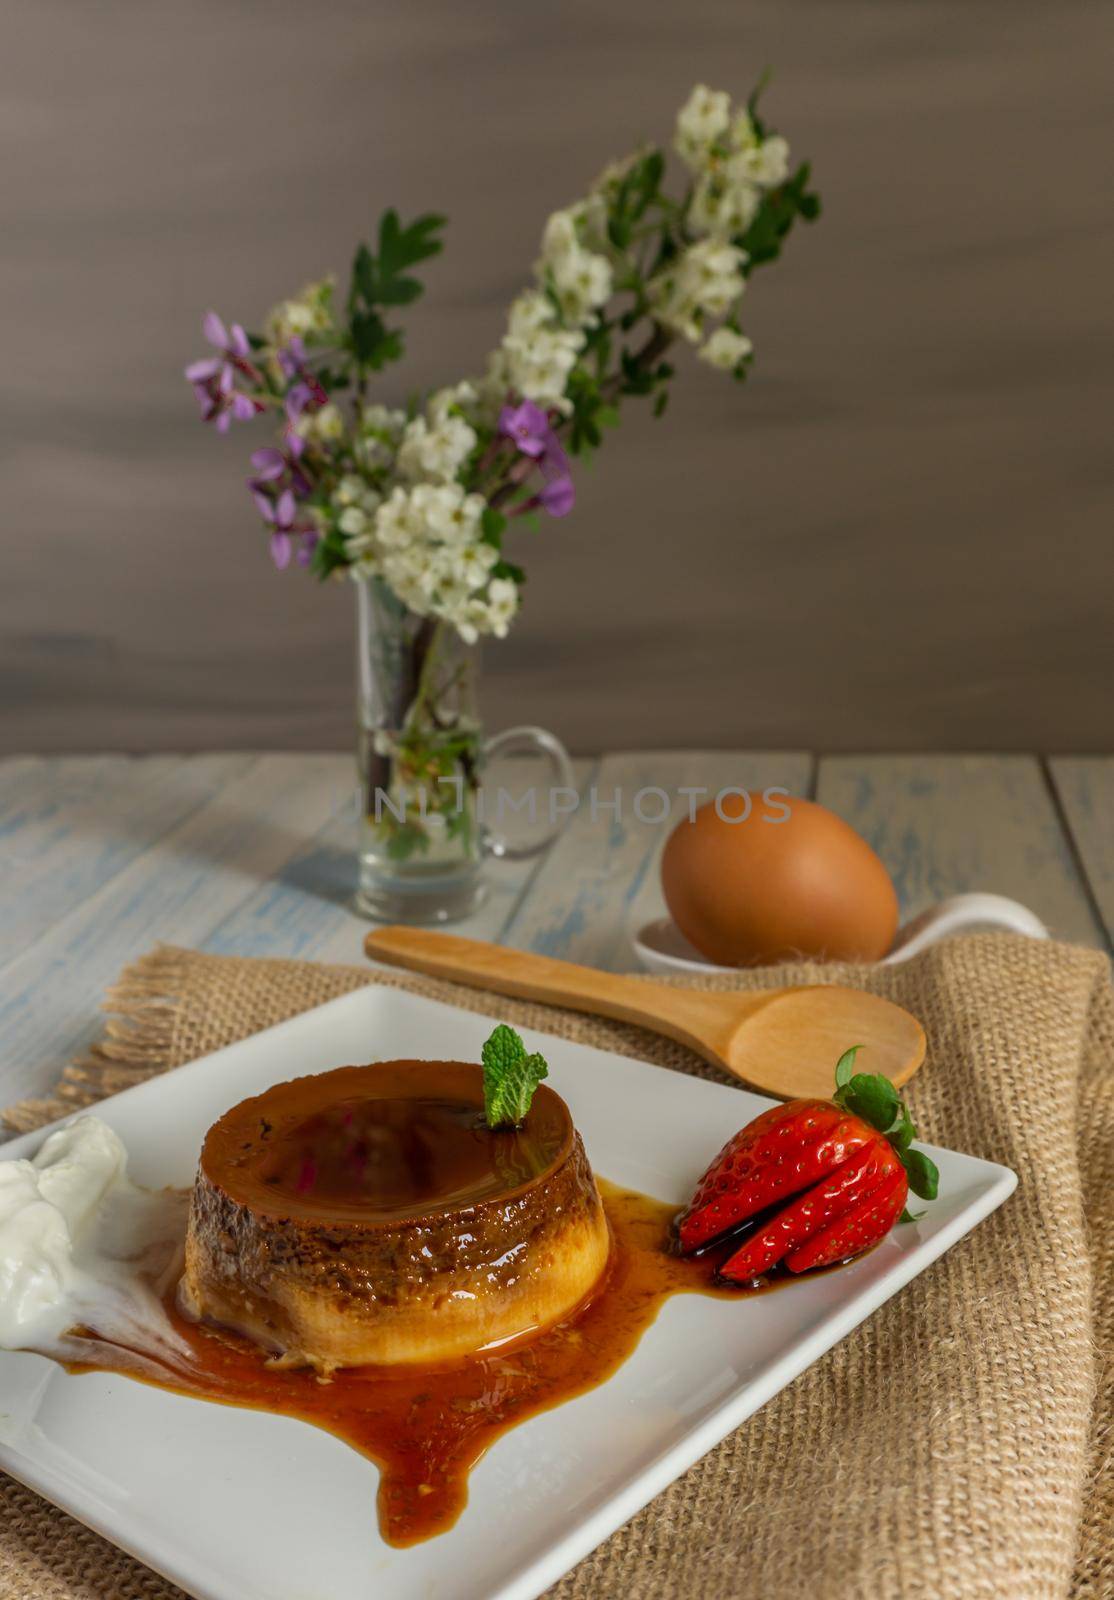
[364,927,926,1100]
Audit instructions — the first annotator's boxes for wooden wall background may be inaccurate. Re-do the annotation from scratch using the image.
[3,0,1111,756]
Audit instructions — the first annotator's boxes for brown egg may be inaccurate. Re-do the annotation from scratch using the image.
[661,791,898,966]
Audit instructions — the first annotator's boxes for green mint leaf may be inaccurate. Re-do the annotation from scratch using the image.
[902,1147,940,1201]
[482,1024,548,1129]
[833,1045,863,1089]
[899,1207,926,1224]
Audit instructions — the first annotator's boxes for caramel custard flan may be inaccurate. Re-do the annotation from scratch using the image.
[181,1060,611,1368]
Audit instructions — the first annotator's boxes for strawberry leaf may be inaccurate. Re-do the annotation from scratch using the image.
[902,1147,940,1201]
[835,1072,900,1133]
[481,1024,548,1129]
[830,1049,940,1212]
[833,1045,863,1089]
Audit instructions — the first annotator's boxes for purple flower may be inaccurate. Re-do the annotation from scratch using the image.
[536,431,575,518]
[204,311,250,360]
[184,312,251,384]
[295,529,320,567]
[285,382,314,424]
[250,448,286,482]
[248,444,311,503]
[276,336,307,379]
[538,473,575,517]
[496,402,576,521]
[253,484,318,571]
[278,342,330,415]
[185,311,261,432]
[498,400,550,458]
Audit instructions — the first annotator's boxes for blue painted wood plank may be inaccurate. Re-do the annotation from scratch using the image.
[0,754,253,974]
[203,759,596,967]
[816,754,1102,946]
[0,755,350,1109]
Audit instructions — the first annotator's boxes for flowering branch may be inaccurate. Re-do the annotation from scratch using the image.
[184,80,819,644]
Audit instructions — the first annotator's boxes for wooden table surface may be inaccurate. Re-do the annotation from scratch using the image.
[1,752,1110,1120]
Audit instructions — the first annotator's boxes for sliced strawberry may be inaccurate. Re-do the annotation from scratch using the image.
[676,1098,879,1254]
[784,1163,908,1273]
[717,1137,900,1283]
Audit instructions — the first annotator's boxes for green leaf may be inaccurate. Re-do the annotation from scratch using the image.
[480,506,506,547]
[378,209,446,276]
[839,1073,901,1133]
[367,328,405,370]
[346,211,447,375]
[899,1207,926,1224]
[377,275,424,307]
[833,1045,863,1089]
[384,820,430,861]
[481,1024,549,1129]
[887,1105,917,1154]
[351,243,376,306]
[902,1147,940,1201]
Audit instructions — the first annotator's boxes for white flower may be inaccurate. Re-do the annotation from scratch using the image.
[373,486,423,550]
[675,85,731,171]
[572,191,610,254]
[540,209,579,263]
[334,474,381,512]
[356,404,406,471]
[428,381,479,426]
[485,578,520,638]
[506,290,555,341]
[335,475,363,507]
[264,277,335,349]
[417,484,486,545]
[689,168,760,239]
[449,541,500,590]
[535,208,613,327]
[699,327,753,371]
[338,506,369,536]
[396,412,477,484]
[649,239,747,343]
[742,135,790,187]
[549,245,613,326]
[729,115,791,188]
[294,401,345,443]
[360,403,406,437]
[352,479,519,643]
[501,314,584,412]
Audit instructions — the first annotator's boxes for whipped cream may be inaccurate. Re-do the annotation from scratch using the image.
[0,1116,190,1365]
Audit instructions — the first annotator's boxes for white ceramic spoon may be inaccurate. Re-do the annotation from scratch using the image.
[632,892,1050,978]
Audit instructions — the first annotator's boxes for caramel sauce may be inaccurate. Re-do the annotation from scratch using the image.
[204,1060,572,1225]
[62,1180,750,1547]
[253,1094,564,1217]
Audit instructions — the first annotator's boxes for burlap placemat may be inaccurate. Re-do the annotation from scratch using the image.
[1,935,1111,1600]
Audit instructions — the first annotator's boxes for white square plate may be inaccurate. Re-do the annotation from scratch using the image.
[0,984,1015,1600]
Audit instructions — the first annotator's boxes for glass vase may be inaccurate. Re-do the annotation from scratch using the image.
[354,576,573,923]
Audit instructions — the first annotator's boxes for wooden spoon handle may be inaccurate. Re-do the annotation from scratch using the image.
[364,926,752,1060]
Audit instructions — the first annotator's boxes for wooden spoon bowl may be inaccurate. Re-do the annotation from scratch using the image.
[364,928,926,1101]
